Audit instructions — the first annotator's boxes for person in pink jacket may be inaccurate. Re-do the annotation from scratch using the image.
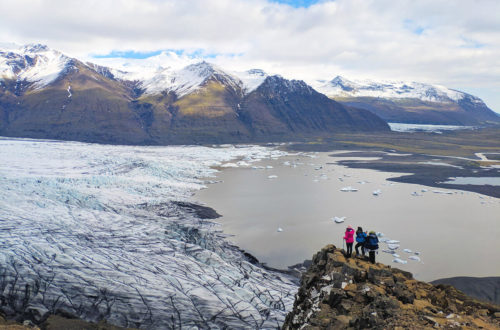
[343,225,355,258]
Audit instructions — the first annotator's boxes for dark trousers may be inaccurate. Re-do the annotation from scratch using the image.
[369,250,376,264]
[346,242,353,257]
[355,242,365,256]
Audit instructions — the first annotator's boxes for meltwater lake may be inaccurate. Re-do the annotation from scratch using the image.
[196,151,500,282]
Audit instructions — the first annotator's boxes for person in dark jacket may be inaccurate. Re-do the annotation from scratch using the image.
[355,227,367,257]
[364,231,379,264]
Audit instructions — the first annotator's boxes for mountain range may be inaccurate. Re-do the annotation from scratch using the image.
[0,44,498,144]
[313,76,500,125]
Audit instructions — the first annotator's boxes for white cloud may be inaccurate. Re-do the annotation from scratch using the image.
[1,0,499,111]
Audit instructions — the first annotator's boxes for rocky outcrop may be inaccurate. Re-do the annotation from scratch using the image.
[283,245,500,329]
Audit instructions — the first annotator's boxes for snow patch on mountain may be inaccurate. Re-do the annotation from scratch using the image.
[232,69,269,94]
[0,43,72,89]
[313,76,481,104]
[128,63,269,97]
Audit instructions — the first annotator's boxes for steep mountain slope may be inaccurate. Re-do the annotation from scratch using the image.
[0,44,151,144]
[0,44,390,144]
[314,76,500,125]
[284,245,500,329]
[239,76,389,139]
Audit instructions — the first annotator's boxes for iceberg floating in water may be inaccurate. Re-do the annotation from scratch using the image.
[403,249,412,253]
[392,253,400,258]
[387,244,400,250]
[268,175,278,179]
[393,258,407,264]
[332,216,346,223]
[433,190,453,195]
[221,162,239,168]
[386,240,400,244]
[408,256,421,262]
[376,232,384,237]
[277,227,283,232]
[340,186,358,192]
[372,189,382,196]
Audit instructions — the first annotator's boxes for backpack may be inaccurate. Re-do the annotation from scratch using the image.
[366,234,379,250]
[356,232,366,243]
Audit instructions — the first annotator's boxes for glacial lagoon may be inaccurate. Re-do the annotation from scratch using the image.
[196,152,500,282]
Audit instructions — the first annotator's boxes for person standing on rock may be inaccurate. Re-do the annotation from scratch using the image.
[343,225,355,258]
[355,226,367,258]
[365,231,379,264]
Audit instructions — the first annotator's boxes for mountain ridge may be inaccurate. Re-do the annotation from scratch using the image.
[313,75,500,125]
[0,43,389,145]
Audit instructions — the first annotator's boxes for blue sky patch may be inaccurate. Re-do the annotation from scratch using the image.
[460,37,485,49]
[268,0,322,8]
[93,50,164,59]
[403,19,425,35]
[92,48,242,60]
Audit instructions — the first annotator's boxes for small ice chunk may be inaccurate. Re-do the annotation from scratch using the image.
[283,161,291,166]
[382,249,393,254]
[411,191,422,196]
[340,186,358,192]
[386,240,400,244]
[372,189,381,196]
[403,249,412,253]
[408,256,420,261]
[376,232,384,237]
[392,253,400,258]
[387,244,399,250]
[268,175,278,179]
[414,251,421,255]
[421,188,428,192]
[277,227,283,232]
[221,162,239,168]
[392,258,407,264]
[266,165,274,169]
[332,216,346,223]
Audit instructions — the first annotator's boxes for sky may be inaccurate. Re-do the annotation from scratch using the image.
[1,0,499,112]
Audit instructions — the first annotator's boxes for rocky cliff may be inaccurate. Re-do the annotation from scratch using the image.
[283,245,500,329]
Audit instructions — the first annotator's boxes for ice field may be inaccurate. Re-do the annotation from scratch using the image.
[0,138,297,328]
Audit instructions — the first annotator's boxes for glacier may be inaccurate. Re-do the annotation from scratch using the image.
[0,138,297,328]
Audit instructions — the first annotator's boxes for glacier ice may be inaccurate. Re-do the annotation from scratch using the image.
[0,138,296,329]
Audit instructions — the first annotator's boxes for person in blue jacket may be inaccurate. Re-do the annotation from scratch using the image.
[355,227,367,257]
[365,231,379,264]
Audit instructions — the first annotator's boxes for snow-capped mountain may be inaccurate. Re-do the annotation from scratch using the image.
[313,76,499,125]
[314,75,480,104]
[111,62,269,97]
[0,43,497,144]
[0,43,74,90]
